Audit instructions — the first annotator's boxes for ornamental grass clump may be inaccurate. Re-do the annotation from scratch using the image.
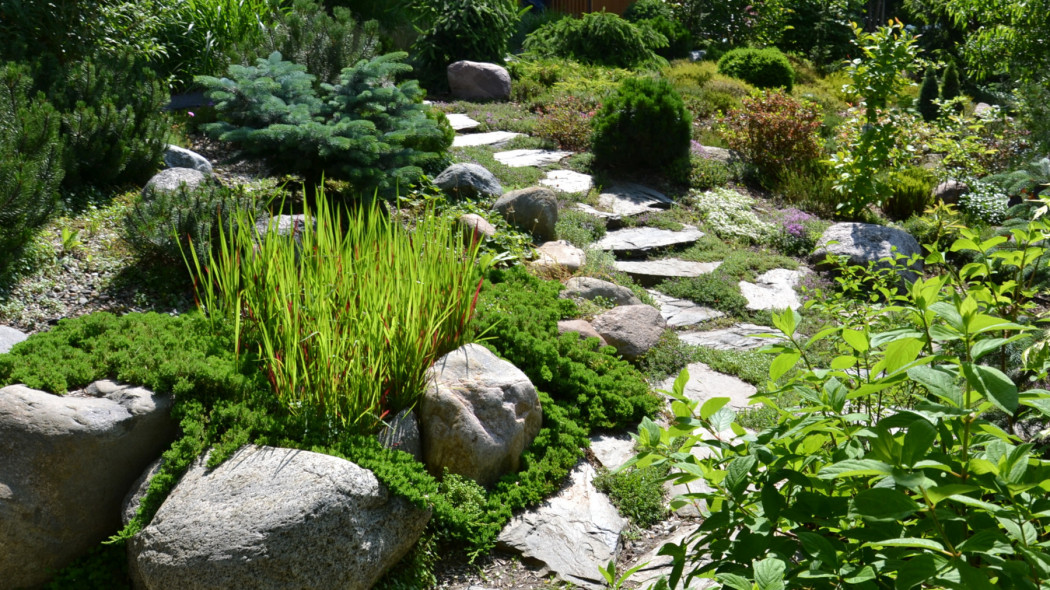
[186,193,483,435]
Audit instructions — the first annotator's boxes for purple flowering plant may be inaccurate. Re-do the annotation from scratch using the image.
[771,207,822,256]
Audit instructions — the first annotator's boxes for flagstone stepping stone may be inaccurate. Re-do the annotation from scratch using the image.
[596,226,703,254]
[613,258,720,287]
[540,169,593,193]
[626,523,713,590]
[445,113,481,131]
[589,433,635,470]
[497,461,625,590]
[678,323,779,351]
[493,149,572,168]
[659,362,757,411]
[594,183,673,217]
[452,131,523,148]
[739,268,808,311]
[647,290,724,327]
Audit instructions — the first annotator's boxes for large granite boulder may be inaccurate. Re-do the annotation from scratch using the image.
[591,304,667,361]
[0,381,177,588]
[420,344,542,486]
[142,167,207,198]
[0,325,27,354]
[164,144,213,175]
[492,187,559,242]
[434,163,503,200]
[560,277,642,306]
[811,222,923,284]
[128,445,430,590]
[447,60,512,101]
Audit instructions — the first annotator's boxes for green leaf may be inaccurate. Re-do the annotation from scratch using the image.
[961,363,1018,413]
[818,459,894,479]
[842,328,869,352]
[895,554,937,590]
[830,354,858,370]
[843,565,876,584]
[850,488,920,521]
[879,337,924,374]
[924,484,979,506]
[901,419,937,467]
[726,455,757,494]
[672,367,690,398]
[908,365,962,406]
[754,556,786,590]
[954,560,997,590]
[716,573,753,590]
[866,537,947,553]
[797,531,838,565]
[700,397,730,421]
[769,351,800,381]
[771,308,800,339]
[997,516,1038,546]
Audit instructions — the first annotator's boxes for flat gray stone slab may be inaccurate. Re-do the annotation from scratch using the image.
[575,203,620,221]
[452,131,523,148]
[594,183,673,217]
[614,258,721,287]
[498,461,625,590]
[739,268,808,311]
[596,226,703,253]
[589,433,636,471]
[659,362,757,410]
[647,290,725,327]
[540,169,593,193]
[679,323,779,351]
[446,113,481,131]
[0,326,28,354]
[493,149,572,168]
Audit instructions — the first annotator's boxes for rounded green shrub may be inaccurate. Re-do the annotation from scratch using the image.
[522,11,666,69]
[591,76,692,173]
[717,47,795,91]
[623,0,674,21]
[411,0,519,91]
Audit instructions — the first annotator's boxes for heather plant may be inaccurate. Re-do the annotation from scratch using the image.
[186,193,483,434]
[522,12,667,70]
[533,94,599,152]
[885,166,935,221]
[828,21,919,217]
[591,76,691,174]
[657,273,749,316]
[770,207,824,256]
[688,152,731,191]
[720,90,823,185]
[717,47,796,91]
[198,51,450,195]
[0,63,64,266]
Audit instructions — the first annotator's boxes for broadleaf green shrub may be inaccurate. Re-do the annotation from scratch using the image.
[473,266,660,431]
[410,0,518,91]
[717,47,795,91]
[630,204,1050,589]
[0,62,64,265]
[198,51,450,194]
[522,12,667,70]
[591,76,691,174]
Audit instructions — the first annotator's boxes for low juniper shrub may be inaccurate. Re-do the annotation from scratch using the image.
[717,47,795,91]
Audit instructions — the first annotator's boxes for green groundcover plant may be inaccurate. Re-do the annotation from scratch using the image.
[627,197,1050,589]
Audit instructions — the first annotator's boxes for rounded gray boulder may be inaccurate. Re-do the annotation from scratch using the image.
[592,304,668,361]
[492,187,559,242]
[434,163,503,200]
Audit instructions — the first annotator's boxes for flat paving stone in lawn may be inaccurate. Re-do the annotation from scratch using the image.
[614,258,721,287]
[445,113,481,131]
[596,226,704,254]
[539,169,593,193]
[678,323,780,351]
[452,131,522,148]
[493,149,572,167]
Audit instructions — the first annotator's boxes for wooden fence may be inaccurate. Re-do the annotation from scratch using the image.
[546,0,633,16]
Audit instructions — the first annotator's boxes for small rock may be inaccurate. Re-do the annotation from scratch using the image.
[557,320,608,346]
[534,240,586,272]
[592,304,667,361]
[452,131,523,148]
[254,214,311,238]
[596,226,704,254]
[420,344,543,487]
[434,163,503,200]
[614,259,722,287]
[692,145,734,164]
[142,167,207,198]
[492,187,559,242]
[560,277,641,306]
[540,169,594,193]
[459,213,497,240]
[164,144,213,175]
[0,325,27,354]
[589,433,636,470]
[494,149,572,168]
[932,179,969,205]
[448,61,512,101]
[377,409,422,461]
